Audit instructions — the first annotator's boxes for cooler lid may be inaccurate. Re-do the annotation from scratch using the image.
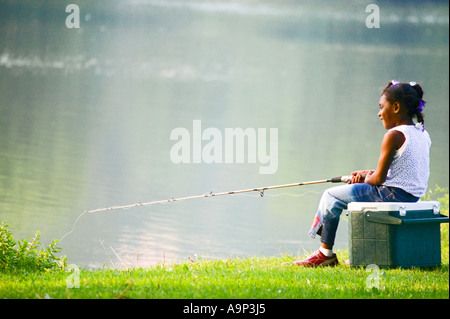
[348,201,440,212]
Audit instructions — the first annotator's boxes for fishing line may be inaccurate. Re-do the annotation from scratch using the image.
[60,210,89,242]
[59,175,351,242]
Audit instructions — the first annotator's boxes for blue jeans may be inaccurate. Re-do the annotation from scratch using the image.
[308,183,419,247]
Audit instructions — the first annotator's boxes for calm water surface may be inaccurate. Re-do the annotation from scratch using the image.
[0,0,448,268]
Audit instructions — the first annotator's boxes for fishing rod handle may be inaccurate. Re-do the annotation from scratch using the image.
[330,176,352,183]
[330,173,367,183]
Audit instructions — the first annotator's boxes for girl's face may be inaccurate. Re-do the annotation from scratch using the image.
[378,94,398,129]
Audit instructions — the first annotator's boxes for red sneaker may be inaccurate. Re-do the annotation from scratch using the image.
[294,250,338,267]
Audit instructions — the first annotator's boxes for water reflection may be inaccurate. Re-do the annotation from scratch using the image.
[0,0,448,268]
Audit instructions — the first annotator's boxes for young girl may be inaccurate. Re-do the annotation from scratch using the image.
[294,80,431,267]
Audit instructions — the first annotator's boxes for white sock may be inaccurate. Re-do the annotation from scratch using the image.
[319,246,333,257]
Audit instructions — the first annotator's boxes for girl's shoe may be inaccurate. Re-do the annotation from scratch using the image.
[293,250,338,267]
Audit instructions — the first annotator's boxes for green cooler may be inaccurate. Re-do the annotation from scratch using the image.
[347,201,448,268]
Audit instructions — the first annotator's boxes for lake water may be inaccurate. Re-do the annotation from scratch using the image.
[0,0,448,268]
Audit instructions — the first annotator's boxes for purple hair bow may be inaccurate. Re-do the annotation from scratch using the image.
[418,100,425,112]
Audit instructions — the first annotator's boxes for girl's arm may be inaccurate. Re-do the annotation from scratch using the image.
[363,130,405,186]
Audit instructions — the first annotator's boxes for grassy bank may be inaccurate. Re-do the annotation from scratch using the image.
[0,223,448,299]
[1,191,448,299]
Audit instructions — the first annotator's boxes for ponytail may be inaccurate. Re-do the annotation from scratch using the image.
[410,82,426,129]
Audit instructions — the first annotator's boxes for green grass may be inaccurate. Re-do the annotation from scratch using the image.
[0,222,448,299]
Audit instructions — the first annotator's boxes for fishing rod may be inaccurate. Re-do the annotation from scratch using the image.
[85,175,353,214]
[59,175,355,242]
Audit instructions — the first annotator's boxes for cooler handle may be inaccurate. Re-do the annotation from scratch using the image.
[364,211,449,225]
[401,215,449,225]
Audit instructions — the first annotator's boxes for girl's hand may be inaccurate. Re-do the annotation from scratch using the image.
[350,170,371,184]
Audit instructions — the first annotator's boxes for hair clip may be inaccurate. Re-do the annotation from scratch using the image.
[418,100,425,112]
[391,80,400,86]
[415,122,425,132]
[410,81,417,86]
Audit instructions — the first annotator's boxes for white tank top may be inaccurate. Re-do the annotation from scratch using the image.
[383,124,431,197]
